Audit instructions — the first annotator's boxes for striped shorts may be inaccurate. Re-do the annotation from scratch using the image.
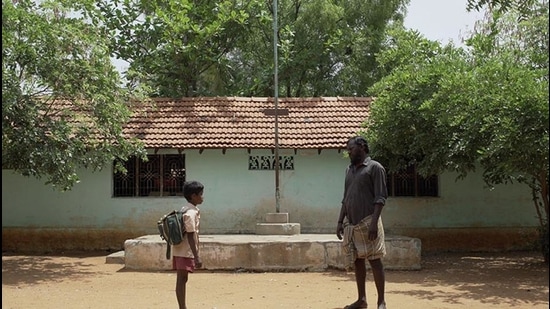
[351,215,386,261]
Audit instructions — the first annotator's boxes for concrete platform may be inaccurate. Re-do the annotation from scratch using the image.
[115,234,422,271]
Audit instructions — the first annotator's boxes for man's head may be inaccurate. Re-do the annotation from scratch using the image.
[346,136,369,165]
[347,136,369,153]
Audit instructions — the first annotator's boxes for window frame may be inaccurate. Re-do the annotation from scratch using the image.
[387,165,439,197]
[113,154,186,197]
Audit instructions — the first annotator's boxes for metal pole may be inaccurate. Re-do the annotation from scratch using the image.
[273,0,280,213]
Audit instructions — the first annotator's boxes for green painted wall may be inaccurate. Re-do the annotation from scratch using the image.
[2,148,539,237]
[383,170,538,230]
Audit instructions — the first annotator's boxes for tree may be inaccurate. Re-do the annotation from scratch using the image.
[366,1,548,258]
[94,0,261,97]
[223,0,410,97]
[94,0,409,97]
[466,0,538,16]
[466,0,549,260]
[2,0,147,191]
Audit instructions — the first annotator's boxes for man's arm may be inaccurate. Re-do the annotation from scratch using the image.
[337,168,350,240]
[336,204,346,240]
[369,162,387,240]
[368,203,383,240]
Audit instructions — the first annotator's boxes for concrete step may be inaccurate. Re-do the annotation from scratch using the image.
[264,212,289,223]
[105,250,125,264]
[119,234,421,272]
[255,223,301,235]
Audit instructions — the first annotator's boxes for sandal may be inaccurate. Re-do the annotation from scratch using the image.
[344,301,368,309]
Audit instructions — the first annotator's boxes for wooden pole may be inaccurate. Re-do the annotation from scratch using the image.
[273,0,280,213]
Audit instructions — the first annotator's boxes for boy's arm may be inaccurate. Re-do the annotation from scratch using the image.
[186,232,202,268]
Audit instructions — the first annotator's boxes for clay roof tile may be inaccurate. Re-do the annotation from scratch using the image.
[123,97,372,149]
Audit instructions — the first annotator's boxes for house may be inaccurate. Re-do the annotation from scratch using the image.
[1,97,539,253]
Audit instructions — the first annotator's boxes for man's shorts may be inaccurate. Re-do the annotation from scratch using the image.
[351,215,386,260]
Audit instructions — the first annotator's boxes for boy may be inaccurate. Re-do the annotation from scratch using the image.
[172,180,204,309]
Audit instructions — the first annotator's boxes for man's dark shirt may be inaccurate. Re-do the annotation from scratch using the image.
[341,157,388,225]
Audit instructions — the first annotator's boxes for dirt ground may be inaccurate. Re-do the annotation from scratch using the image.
[2,250,548,309]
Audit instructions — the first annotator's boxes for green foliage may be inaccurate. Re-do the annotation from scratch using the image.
[466,0,538,18]
[94,0,259,97]
[269,0,409,97]
[2,0,146,190]
[93,0,410,97]
[367,2,548,229]
[368,28,476,177]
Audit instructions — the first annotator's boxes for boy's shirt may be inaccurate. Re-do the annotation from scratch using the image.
[171,203,200,258]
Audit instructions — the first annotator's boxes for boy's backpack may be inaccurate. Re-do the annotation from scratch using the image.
[157,206,190,259]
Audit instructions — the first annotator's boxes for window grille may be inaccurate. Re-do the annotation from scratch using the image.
[113,154,185,197]
[387,165,438,197]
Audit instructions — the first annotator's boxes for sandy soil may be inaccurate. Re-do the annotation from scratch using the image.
[2,251,548,309]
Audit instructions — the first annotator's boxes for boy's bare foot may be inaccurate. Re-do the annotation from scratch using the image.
[344,300,368,309]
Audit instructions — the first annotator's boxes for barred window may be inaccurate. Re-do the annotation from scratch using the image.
[387,165,438,197]
[113,154,186,197]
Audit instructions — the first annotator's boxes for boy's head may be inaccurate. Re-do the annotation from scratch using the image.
[183,180,204,204]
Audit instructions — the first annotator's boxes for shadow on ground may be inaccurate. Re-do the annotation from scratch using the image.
[2,250,548,308]
[1,251,120,285]
[323,251,549,307]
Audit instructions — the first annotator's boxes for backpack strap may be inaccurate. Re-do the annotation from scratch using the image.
[167,206,192,260]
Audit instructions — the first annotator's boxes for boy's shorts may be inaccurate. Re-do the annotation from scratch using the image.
[172,256,195,272]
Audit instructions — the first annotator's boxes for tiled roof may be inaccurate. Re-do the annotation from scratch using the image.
[124,96,372,149]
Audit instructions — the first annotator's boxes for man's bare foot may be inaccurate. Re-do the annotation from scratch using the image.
[344,300,368,309]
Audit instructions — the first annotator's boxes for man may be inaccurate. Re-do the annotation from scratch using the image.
[336,135,388,309]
